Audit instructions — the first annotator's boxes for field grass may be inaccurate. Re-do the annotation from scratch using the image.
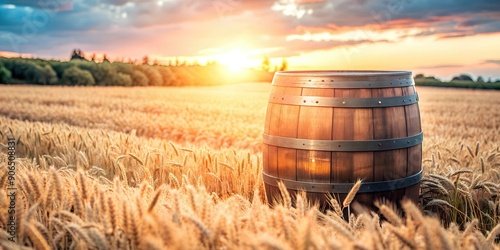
[0,84,499,249]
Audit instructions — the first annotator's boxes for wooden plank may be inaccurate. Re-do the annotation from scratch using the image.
[403,86,422,203]
[266,145,281,206]
[262,144,269,177]
[264,86,284,205]
[403,86,422,175]
[297,88,334,204]
[277,87,302,182]
[268,86,285,136]
[297,151,331,181]
[264,86,279,134]
[267,146,279,179]
[372,87,408,207]
[266,86,284,180]
[332,89,374,208]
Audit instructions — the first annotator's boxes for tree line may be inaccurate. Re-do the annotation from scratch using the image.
[0,50,277,86]
[414,73,500,84]
[414,73,500,90]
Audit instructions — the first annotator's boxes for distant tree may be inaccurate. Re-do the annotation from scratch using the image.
[131,70,149,86]
[24,64,58,85]
[114,62,135,76]
[157,67,177,86]
[137,65,163,86]
[179,59,187,67]
[142,55,150,65]
[75,61,112,85]
[61,67,95,86]
[487,77,492,83]
[153,59,160,66]
[175,57,180,67]
[102,54,110,63]
[424,76,439,81]
[476,76,484,83]
[8,59,36,79]
[261,57,270,72]
[90,53,96,62]
[279,58,288,71]
[206,60,218,66]
[451,74,473,82]
[414,73,425,79]
[47,61,71,79]
[70,49,86,60]
[109,72,132,86]
[0,66,11,84]
[39,65,58,84]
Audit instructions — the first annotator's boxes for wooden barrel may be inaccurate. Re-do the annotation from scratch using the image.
[262,70,423,209]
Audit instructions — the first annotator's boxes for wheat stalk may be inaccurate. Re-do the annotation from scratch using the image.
[24,221,50,250]
[343,179,362,208]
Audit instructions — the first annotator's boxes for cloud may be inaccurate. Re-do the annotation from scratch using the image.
[0,0,500,59]
[415,64,465,69]
[281,0,500,39]
[484,59,500,66]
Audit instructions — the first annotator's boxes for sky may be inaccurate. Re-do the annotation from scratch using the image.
[0,0,499,81]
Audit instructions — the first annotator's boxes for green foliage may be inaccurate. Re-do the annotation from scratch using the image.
[109,72,132,86]
[157,67,179,86]
[61,67,95,86]
[113,62,135,76]
[0,66,11,84]
[26,64,58,85]
[131,70,149,86]
[49,60,73,79]
[452,74,474,82]
[137,65,163,86]
[0,58,58,84]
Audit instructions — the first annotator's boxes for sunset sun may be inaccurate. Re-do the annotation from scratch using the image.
[217,49,255,73]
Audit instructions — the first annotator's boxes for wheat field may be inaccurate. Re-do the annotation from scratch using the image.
[0,84,499,249]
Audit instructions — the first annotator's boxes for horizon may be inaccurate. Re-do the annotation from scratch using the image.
[1,0,499,82]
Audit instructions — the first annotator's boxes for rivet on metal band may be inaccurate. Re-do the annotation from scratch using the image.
[262,132,423,152]
[262,170,423,194]
[269,93,419,108]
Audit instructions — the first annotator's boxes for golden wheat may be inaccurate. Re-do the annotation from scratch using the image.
[0,84,499,249]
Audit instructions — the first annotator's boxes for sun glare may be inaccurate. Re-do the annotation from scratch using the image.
[217,49,254,73]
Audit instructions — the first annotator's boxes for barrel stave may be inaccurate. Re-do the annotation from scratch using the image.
[297,88,334,205]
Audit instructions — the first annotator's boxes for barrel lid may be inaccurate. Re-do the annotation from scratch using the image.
[272,70,414,88]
